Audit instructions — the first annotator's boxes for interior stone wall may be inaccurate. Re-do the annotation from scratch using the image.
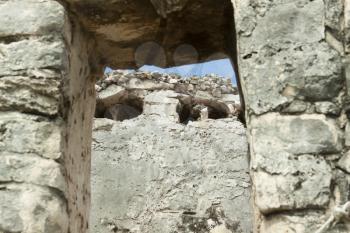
[0,1,97,232]
[234,0,350,232]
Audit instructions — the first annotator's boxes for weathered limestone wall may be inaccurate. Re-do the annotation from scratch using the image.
[234,0,350,232]
[0,1,97,232]
[91,72,252,233]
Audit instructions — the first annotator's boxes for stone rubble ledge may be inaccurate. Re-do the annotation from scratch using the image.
[96,70,241,121]
[96,70,238,98]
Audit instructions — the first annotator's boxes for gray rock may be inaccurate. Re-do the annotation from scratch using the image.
[0,0,67,37]
[143,90,180,121]
[0,37,66,76]
[315,101,341,115]
[260,211,349,233]
[0,184,68,233]
[0,112,61,159]
[251,113,342,155]
[253,154,332,213]
[0,154,65,193]
[282,100,309,113]
[0,74,61,116]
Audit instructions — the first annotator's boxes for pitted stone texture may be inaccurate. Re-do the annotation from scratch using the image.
[235,0,343,114]
[0,112,61,159]
[91,117,252,233]
[250,113,339,213]
[260,212,349,233]
[144,90,180,121]
[238,0,324,52]
[0,183,68,233]
[0,154,65,193]
[0,37,67,76]
[0,0,67,37]
[251,113,342,155]
[0,71,61,116]
[253,154,332,213]
[239,42,342,115]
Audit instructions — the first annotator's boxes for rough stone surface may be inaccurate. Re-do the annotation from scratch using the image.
[234,0,348,231]
[251,113,342,155]
[92,117,251,233]
[253,154,332,213]
[0,1,96,233]
[0,112,62,159]
[235,0,343,115]
[0,184,68,233]
[260,212,348,233]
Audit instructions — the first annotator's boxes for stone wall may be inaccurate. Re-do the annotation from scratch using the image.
[91,71,251,233]
[234,0,350,232]
[2,0,350,232]
[0,1,97,232]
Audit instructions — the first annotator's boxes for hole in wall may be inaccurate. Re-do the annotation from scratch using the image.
[95,94,143,121]
[177,99,229,124]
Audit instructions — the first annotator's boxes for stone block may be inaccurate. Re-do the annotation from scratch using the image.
[338,151,350,173]
[0,154,65,192]
[251,113,342,155]
[253,154,332,213]
[0,112,62,159]
[0,183,68,233]
[315,101,341,115]
[97,84,126,107]
[144,90,180,121]
[236,0,343,114]
[240,0,324,54]
[260,212,349,233]
[241,42,342,114]
[0,72,61,116]
[0,0,67,37]
[0,37,67,76]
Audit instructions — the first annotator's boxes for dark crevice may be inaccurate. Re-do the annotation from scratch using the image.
[177,99,229,124]
[0,35,32,44]
[95,96,143,121]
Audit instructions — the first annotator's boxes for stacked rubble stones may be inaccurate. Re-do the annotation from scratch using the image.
[95,70,241,122]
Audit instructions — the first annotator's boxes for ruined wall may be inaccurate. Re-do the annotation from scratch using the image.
[234,0,350,232]
[91,71,252,233]
[2,0,350,232]
[0,1,97,232]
